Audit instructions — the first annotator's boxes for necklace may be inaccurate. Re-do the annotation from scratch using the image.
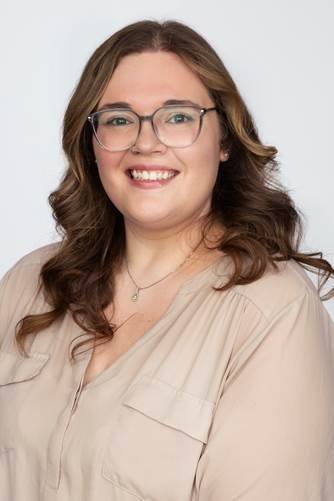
[125,237,204,302]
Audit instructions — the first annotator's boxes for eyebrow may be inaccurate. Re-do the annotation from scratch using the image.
[97,99,201,111]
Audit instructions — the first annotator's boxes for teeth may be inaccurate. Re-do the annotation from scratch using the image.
[130,170,177,181]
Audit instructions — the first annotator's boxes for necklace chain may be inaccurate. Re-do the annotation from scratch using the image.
[125,237,204,302]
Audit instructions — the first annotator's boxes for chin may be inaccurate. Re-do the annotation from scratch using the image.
[124,211,179,229]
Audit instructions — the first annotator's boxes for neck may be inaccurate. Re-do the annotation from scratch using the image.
[121,216,223,285]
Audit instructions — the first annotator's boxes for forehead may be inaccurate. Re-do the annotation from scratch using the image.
[98,51,213,110]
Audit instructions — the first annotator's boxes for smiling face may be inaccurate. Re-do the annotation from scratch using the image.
[92,51,228,234]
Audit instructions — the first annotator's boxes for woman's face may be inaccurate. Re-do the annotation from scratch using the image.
[93,51,227,233]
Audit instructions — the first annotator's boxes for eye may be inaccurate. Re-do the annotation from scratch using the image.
[167,113,194,124]
[98,110,136,127]
[106,116,133,126]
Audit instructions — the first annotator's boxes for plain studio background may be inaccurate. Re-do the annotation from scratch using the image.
[1,0,333,319]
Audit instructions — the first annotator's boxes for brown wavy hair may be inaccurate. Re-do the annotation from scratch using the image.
[15,19,334,359]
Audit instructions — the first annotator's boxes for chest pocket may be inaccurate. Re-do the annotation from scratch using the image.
[102,374,215,501]
[0,350,50,385]
[0,349,50,448]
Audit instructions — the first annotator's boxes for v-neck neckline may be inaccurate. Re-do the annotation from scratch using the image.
[79,253,228,390]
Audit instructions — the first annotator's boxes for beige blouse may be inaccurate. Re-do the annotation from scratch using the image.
[0,242,333,501]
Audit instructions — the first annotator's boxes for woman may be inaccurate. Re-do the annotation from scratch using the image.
[0,19,333,501]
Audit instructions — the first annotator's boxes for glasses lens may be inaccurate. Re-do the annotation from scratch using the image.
[92,109,138,151]
[154,106,201,147]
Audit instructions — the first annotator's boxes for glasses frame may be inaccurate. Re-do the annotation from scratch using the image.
[87,104,218,152]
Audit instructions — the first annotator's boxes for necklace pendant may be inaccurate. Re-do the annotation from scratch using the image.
[131,289,139,302]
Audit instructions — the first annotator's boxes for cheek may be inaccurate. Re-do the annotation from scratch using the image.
[194,119,221,159]
[180,137,221,183]
[93,139,124,169]
[93,152,129,210]
[93,143,125,185]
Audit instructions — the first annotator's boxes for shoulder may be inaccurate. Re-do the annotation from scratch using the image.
[219,258,333,377]
[231,258,320,321]
[2,241,62,277]
[0,241,62,289]
[0,242,62,337]
[0,240,62,301]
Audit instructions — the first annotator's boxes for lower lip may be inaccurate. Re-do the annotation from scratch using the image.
[126,172,179,189]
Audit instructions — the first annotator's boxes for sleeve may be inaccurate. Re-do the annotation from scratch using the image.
[0,261,43,349]
[194,290,334,500]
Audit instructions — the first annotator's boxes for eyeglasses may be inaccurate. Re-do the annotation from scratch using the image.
[87,105,217,152]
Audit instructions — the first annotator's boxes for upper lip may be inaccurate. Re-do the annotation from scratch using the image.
[126,164,179,172]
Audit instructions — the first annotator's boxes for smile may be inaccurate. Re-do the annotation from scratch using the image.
[129,169,178,181]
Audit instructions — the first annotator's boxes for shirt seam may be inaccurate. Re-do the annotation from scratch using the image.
[228,286,309,324]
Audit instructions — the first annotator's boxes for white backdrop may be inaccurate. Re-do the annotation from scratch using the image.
[1,0,333,317]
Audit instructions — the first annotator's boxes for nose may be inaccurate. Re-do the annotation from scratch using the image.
[131,118,166,154]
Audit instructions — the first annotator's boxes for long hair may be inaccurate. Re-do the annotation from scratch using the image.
[15,19,334,359]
